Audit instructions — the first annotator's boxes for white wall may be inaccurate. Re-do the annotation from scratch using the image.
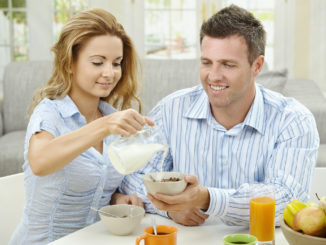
[310,0,326,92]
[274,0,296,76]
[27,0,53,60]
[293,0,310,79]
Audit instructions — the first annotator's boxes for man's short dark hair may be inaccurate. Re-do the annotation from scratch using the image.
[200,4,266,65]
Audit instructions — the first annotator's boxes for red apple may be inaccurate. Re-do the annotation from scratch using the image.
[293,207,326,237]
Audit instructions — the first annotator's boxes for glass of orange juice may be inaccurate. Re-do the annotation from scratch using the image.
[249,184,275,245]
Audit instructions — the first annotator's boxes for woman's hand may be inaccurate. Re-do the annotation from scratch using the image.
[110,192,144,207]
[103,109,154,137]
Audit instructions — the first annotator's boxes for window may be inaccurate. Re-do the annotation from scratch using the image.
[223,0,275,69]
[144,0,197,59]
[53,0,87,42]
[0,0,28,62]
[144,0,276,67]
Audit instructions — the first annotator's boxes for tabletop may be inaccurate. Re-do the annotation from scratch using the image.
[49,214,289,244]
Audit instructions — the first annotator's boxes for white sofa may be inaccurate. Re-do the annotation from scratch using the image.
[1,60,326,177]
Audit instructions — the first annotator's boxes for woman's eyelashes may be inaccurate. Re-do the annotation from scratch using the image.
[91,62,121,67]
[92,62,103,66]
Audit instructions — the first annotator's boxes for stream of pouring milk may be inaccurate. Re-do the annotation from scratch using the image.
[108,143,168,175]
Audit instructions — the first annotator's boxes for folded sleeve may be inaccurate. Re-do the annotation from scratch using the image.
[204,114,319,226]
[26,101,61,142]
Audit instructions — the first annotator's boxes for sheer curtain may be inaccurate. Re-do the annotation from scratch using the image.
[0,12,10,88]
[310,0,326,92]
[274,0,326,94]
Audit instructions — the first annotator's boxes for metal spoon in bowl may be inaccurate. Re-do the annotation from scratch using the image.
[149,174,158,182]
[91,207,122,218]
[149,173,163,182]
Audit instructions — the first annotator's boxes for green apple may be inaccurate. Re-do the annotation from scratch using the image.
[318,196,326,212]
[293,207,326,237]
[306,202,318,208]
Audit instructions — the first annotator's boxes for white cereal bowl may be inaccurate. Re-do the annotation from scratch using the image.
[142,171,187,195]
[98,204,145,236]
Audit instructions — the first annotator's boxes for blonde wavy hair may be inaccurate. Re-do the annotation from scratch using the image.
[29,8,142,116]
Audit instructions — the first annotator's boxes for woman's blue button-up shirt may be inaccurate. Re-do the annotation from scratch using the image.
[10,96,123,244]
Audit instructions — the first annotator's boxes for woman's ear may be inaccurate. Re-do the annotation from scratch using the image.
[252,55,264,77]
[69,63,75,75]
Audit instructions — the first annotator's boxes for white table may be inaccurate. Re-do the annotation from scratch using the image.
[49,214,289,244]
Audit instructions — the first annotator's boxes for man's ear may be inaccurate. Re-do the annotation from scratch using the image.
[252,55,264,77]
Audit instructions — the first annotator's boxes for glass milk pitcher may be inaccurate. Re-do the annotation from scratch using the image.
[108,125,169,175]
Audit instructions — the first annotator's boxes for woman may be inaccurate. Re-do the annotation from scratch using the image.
[9,8,152,244]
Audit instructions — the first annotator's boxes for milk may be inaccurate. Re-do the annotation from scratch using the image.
[108,143,168,175]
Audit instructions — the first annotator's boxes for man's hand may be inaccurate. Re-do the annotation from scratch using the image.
[147,175,210,211]
[110,192,144,207]
[168,208,209,226]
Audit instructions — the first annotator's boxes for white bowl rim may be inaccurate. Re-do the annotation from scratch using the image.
[143,171,186,182]
[99,204,145,218]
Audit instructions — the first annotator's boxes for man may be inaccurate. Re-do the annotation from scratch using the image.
[121,5,319,226]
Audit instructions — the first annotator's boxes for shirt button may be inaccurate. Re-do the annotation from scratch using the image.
[98,186,103,190]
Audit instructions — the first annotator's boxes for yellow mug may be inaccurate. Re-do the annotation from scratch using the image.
[135,225,177,245]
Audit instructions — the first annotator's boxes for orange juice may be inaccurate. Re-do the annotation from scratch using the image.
[250,196,275,242]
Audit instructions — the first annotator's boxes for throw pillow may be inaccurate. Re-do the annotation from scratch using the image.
[255,69,288,93]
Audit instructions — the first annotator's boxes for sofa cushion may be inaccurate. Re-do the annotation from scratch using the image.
[2,61,52,134]
[140,60,287,114]
[283,79,326,144]
[0,130,25,177]
[256,69,287,93]
[317,145,326,167]
[140,59,200,114]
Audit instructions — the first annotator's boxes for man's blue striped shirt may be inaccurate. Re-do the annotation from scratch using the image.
[121,84,319,225]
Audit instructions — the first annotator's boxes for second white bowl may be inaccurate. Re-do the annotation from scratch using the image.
[98,204,145,236]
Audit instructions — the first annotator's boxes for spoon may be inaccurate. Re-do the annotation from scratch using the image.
[149,173,163,182]
[151,216,157,235]
[149,174,159,182]
[91,207,122,218]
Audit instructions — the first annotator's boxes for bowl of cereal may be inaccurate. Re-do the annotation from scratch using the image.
[142,171,187,195]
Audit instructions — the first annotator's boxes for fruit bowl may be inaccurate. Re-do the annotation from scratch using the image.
[280,216,326,245]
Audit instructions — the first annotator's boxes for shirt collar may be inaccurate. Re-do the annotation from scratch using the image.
[183,84,265,135]
[242,84,265,135]
[183,87,211,119]
[56,95,116,118]
[98,99,117,115]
